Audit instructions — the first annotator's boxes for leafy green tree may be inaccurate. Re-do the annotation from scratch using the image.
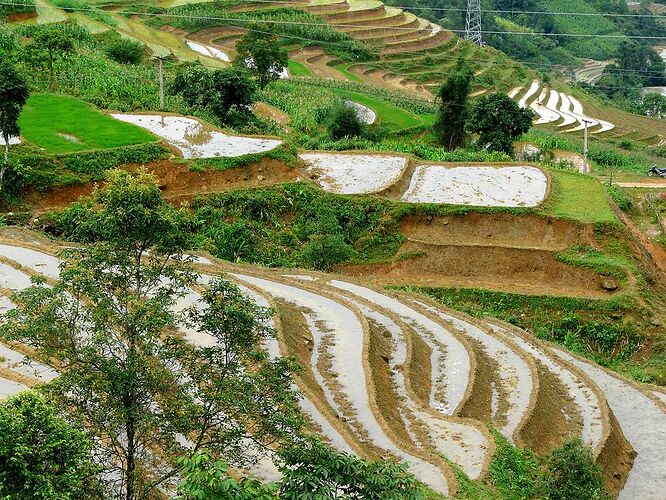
[1,169,303,500]
[178,454,277,499]
[278,439,428,499]
[30,24,74,89]
[0,61,28,187]
[468,92,533,155]
[234,32,289,89]
[105,37,144,65]
[171,64,256,123]
[434,58,474,151]
[542,438,604,500]
[0,391,99,499]
[641,92,666,118]
[327,101,363,140]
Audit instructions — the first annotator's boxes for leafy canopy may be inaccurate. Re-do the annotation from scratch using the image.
[468,92,533,155]
[234,31,289,89]
[171,64,257,124]
[434,58,474,151]
[0,61,29,156]
[0,391,99,500]
[1,169,303,500]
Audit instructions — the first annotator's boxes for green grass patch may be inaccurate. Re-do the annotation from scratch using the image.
[18,94,156,154]
[329,89,427,130]
[334,63,363,82]
[287,59,312,77]
[540,170,616,224]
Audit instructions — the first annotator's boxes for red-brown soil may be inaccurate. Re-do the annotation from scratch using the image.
[25,159,299,212]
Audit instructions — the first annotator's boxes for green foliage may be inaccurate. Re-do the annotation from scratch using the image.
[488,429,541,498]
[596,42,666,99]
[189,143,297,172]
[0,0,35,18]
[235,31,288,89]
[410,285,645,370]
[2,170,303,499]
[606,183,633,212]
[468,93,533,155]
[189,183,405,269]
[455,431,605,499]
[278,439,429,499]
[435,58,474,151]
[104,37,144,65]
[300,234,354,271]
[542,438,604,500]
[327,102,364,140]
[18,93,157,154]
[57,141,169,177]
[0,60,29,168]
[171,64,257,124]
[178,454,276,499]
[0,391,98,500]
[29,23,75,89]
[153,5,372,61]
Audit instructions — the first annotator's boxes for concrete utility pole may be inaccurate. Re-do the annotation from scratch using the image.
[156,55,167,109]
[582,118,593,174]
[465,0,483,46]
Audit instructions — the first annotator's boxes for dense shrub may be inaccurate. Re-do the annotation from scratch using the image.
[327,102,363,140]
[104,38,144,65]
[542,438,604,500]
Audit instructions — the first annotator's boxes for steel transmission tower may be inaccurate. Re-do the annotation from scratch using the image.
[465,0,483,46]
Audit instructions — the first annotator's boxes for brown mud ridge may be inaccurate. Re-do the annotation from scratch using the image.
[26,159,300,212]
[340,213,620,298]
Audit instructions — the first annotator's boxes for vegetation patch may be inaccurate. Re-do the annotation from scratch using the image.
[403,285,650,379]
[18,94,156,154]
[540,170,616,224]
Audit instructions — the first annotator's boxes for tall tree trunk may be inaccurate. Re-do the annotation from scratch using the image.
[125,418,136,500]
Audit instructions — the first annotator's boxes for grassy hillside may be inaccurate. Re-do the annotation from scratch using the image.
[18,94,157,154]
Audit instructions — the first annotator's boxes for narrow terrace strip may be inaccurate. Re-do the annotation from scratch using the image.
[229,273,450,494]
[485,321,606,454]
[0,244,60,279]
[414,302,534,444]
[326,284,489,480]
[329,280,472,418]
[551,348,666,499]
[230,280,355,455]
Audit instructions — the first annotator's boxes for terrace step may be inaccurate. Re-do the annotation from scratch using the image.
[229,273,452,495]
[381,29,452,55]
[485,320,609,455]
[409,300,537,445]
[550,348,666,499]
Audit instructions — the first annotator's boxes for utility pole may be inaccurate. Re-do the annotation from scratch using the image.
[465,0,483,46]
[583,119,589,174]
[156,55,167,109]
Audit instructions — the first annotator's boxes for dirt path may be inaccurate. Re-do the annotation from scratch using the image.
[616,181,666,189]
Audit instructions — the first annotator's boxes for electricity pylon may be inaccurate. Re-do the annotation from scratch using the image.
[465,0,483,46]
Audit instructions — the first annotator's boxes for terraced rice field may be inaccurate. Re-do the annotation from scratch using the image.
[0,236,664,497]
[511,80,615,134]
[110,113,282,158]
[299,152,408,194]
[307,0,453,55]
[401,165,549,207]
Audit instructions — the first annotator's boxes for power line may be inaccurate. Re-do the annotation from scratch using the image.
[3,1,666,41]
[160,0,666,20]
[3,1,666,90]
